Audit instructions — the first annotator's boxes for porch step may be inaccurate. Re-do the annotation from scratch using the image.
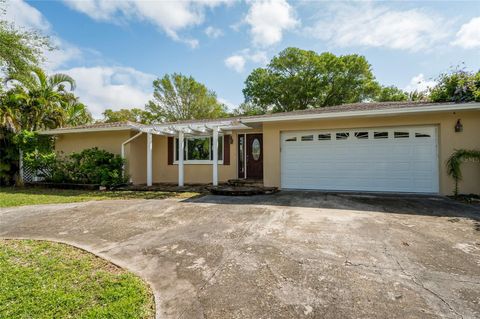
[209,185,278,196]
[227,179,264,187]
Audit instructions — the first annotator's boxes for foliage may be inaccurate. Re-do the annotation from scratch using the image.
[243,48,380,112]
[0,6,52,77]
[102,108,151,124]
[30,147,128,187]
[376,86,408,102]
[0,187,198,207]
[408,90,428,102]
[446,149,480,196]
[5,67,91,131]
[0,128,17,185]
[146,73,228,122]
[0,69,91,185]
[429,68,480,103]
[0,239,154,318]
[232,102,268,116]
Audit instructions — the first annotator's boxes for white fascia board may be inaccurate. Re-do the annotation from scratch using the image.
[242,103,480,124]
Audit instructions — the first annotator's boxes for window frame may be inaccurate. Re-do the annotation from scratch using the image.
[174,135,224,164]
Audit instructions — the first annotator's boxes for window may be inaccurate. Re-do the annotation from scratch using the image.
[301,135,314,141]
[175,136,223,162]
[354,131,369,139]
[336,132,349,140]
[374,132,388,139]
[415,132,431,138]
[394,131,409,138]
[318,133,331,141]
[285,137,297,142]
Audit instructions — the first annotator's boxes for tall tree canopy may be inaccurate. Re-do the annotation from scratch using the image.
[146,73,227,122]
[242,48,380,113]
[376,86,408,102]
[0,4,51,77]
[429,68,480,103]
[102,108,151,124]
[4,67,91,131]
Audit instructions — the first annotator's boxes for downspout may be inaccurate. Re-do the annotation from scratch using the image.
[121,132,143,181]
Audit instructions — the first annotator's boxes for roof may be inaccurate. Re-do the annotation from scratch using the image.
[40,101,480,135]
[39,121,149,134]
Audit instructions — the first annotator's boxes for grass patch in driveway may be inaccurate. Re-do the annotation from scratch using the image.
[0,187,199,207]
[0,239,154,319]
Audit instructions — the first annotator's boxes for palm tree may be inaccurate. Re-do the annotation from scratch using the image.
[62,94,92,126]
[6,67,78,130]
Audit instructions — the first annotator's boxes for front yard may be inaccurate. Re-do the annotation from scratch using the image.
[0,187,199,207]
[0,239,154,318]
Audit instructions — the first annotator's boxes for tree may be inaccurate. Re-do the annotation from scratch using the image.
[146,73,227,122]
[376,86,408,102]
[102,108,151,124]
[429,68,480,103]
[63,94,92,126]
[0,3,51,77]
[5,67,90,130]
[232,102,268,116]
[243,48,379,113]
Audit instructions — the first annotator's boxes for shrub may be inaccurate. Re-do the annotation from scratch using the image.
[446,149,480,196]
[26,147,127,187]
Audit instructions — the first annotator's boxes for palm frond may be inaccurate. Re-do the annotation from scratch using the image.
[446,149,480,196]
[48,73,76,91]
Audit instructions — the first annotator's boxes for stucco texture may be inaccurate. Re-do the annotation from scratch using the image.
[263,110,480,195]
[53,110,480,195]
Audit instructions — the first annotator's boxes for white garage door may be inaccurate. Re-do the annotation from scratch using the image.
[281,126,439,193]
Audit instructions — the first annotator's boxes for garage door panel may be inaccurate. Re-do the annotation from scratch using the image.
[281,126,439,193]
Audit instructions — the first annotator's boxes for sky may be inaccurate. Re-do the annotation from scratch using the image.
[5,0,480,118]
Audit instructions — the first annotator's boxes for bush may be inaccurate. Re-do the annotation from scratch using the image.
[430,69,480,103]
[26,147,127,187]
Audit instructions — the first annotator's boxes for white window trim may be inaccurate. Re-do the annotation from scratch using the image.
[173,135,224,165]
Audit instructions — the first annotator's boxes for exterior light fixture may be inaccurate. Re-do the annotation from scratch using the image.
[455,119,463,133]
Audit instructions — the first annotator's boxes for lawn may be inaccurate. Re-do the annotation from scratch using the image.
[0,239,154,319]
[0,187,199,208]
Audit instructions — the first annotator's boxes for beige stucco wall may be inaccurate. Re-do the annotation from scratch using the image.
[263,110,480,195]
[126,132,241,184]
[54,130,136,177]
[53,111,479,195]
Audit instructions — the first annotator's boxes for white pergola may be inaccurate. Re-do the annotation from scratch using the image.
[122,119,251,187]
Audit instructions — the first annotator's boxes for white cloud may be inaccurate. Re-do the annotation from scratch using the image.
[224,49,268,73]
[59,66,155,118]
[224,55,246,73]
[307,3,450,51]
[452,17,480,49]
[218,97,236,111]
[4,0,51,31]
[62,0,233,47]
[404,74,436,92]
[245,0,299,47]
[205,26,224,38]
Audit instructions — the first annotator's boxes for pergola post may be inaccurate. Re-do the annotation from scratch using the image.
[147,132,153,186]
[178,131,185,187]
[212,127,219,186]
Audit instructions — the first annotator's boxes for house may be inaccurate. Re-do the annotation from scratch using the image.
[40,101,480,195]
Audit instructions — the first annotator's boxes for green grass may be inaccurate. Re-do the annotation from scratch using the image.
[0,239,154,319]
[0,187,199,208]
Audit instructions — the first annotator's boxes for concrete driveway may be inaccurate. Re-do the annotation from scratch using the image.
[1,192,479,319]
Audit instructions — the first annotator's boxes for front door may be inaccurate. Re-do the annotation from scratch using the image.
[246,134,263,179]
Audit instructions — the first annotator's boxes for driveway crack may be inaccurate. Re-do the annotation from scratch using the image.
[383,241,464,319]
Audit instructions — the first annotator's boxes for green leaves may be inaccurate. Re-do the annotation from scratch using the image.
[446,149,480,196]
[243,47,380,113]
[429,69,480,103]
[146,73,227,122]
[102,108,151,124]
